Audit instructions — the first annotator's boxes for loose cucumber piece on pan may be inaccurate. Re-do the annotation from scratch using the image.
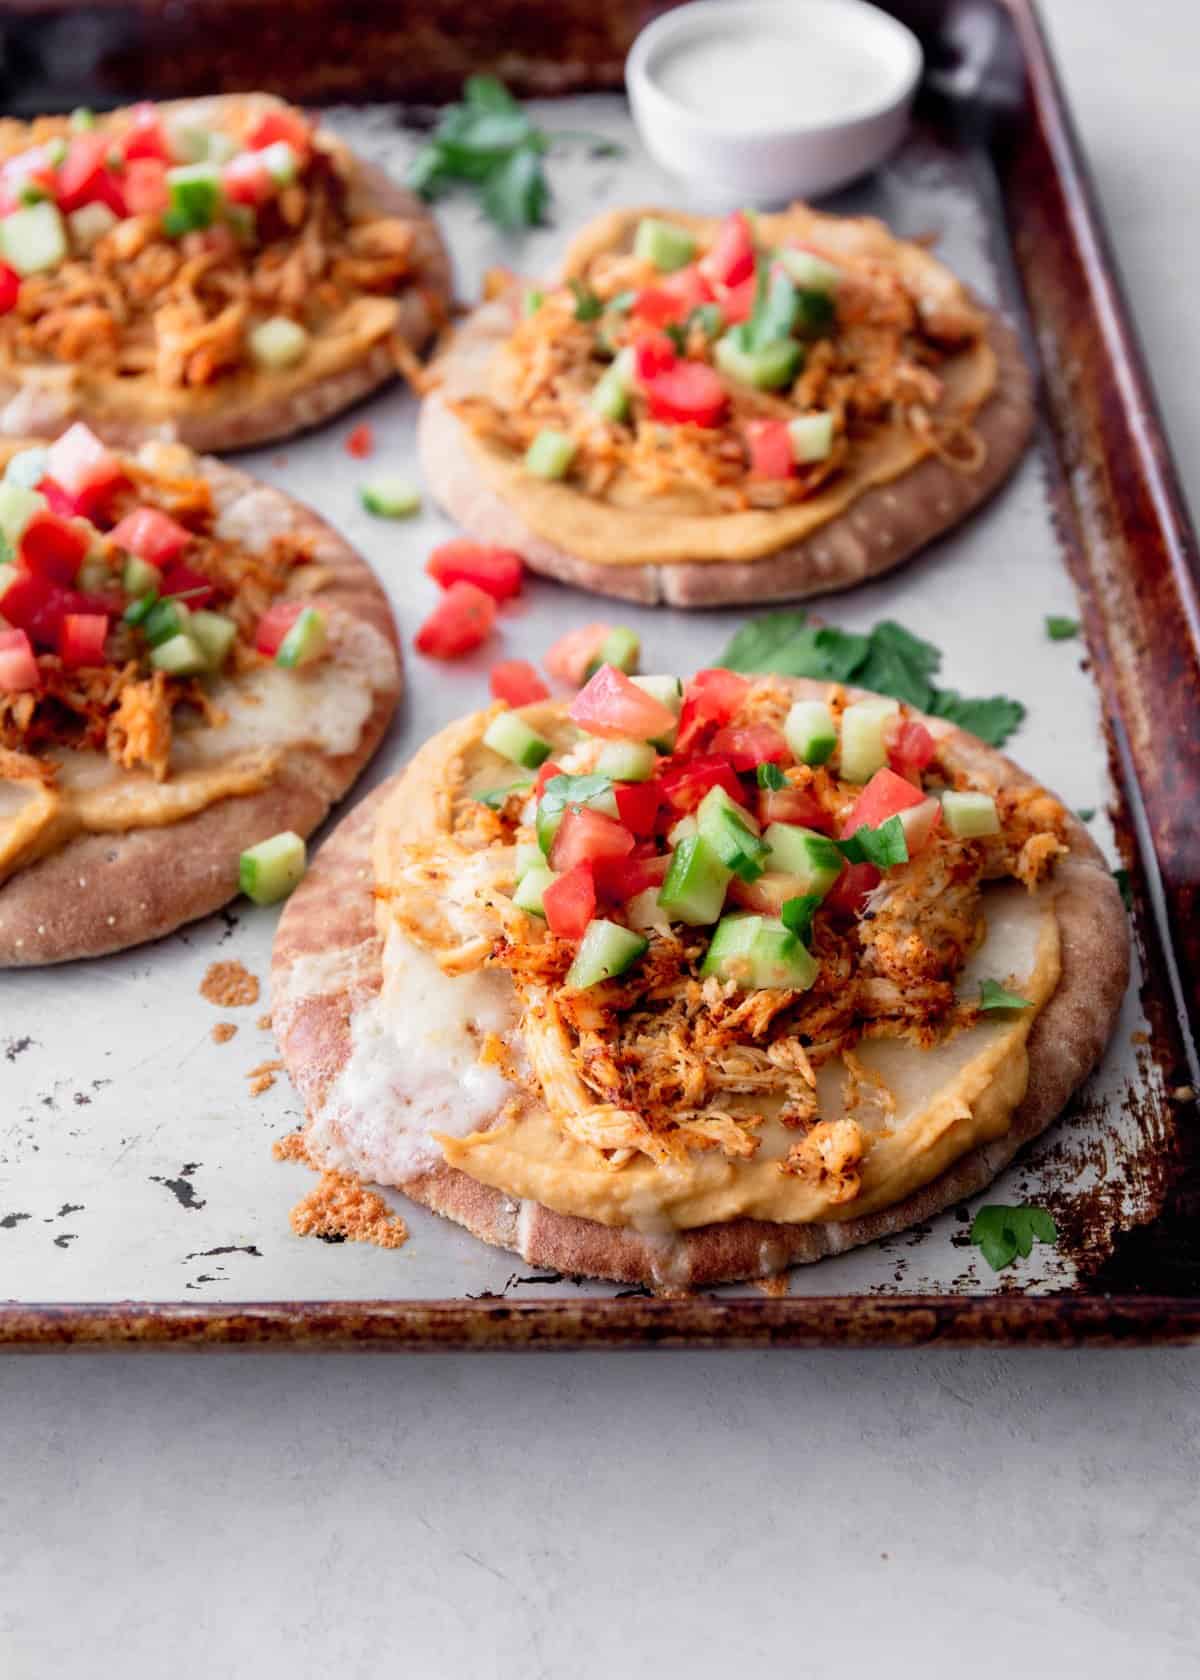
[360,476,421,519]
[239,830,307,905]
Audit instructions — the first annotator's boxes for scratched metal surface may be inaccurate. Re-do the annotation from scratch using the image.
[0,99,1166,1308]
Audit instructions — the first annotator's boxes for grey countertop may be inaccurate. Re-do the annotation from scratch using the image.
[2,3,1198,1675]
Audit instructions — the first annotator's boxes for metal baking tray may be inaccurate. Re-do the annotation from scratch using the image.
[3,0,1198,1348]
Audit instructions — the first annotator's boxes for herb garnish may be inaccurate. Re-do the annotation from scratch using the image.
[781,894,822,942]
[1076,807,1096,823]
[1045,615,1080,641]
[756,763,787,790]
[836,816,909,869]
[569,278,603,322]
[1114,867,1133,908]
[718,611,1026,747]
[970,1204,1058,1271]
[978,979,1032,1012]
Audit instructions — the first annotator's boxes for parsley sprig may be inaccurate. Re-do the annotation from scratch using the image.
[718,612,1025,747]
[407,76,621,231]
[970,1204,1058,1271]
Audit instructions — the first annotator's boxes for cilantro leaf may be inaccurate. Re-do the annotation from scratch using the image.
[481,146,549,231]
[1114,867,1133,908]
[1076,807,1096,823]
[607,288,636,315]
[744,261,799,350]
[781,894,821,942]
[855,620,941,709]
[757,763,787,790]
[538,773,613,817]
[836,816,908,869]
[477,777,534,810]
[1045,615,1080,641]
[926,690,1025,747]
[463,73,517,112]
[970,1204,1058,1271]
[719,610,821,673]
[978,978,1032,1011]
[569,278,603,322]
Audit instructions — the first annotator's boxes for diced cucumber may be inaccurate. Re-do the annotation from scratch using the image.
[67,203,118,251]
[483,710,553,770]
[658,833,732,926]
[697,785,769,882]
[359,475,421,519]
[4,447,48,490]
[249,316,309,370]
[165,162,222,230]
[189,609,238,670]
[167,123,226,165]
[589,364,630,424]
[1,202,67,275]
[714,330,801,391]
[121,554,162,599]
[776,248,842,293]
[143,598,191,646]
[839,698,899,784]
[150,631,207,675]
[941,790,1001,838]
[633,217,696,273]
[627,887,670,932]
[701,913,819,991]
[522,288,544,317]
[783,699,837,766]
[524,428,576,480]
[513,861,556,917]
[258,140,299,185]
[514,841,544,881]
[631,673,682,714]
[762,823,844,896]
[788,412,834,464]
[275,605,327,668]
[70,107,97,133]
[594,740,657,782]
[123,592,158,628]
[239,830,307,905]
[564,918,649,989]
[0,480,46,546]
[585,626,640,679]
[667,813,698,847]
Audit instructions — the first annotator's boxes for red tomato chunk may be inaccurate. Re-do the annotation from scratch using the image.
[414,581,496,658]
[490,659,549,706]
[542,862,596,940]
[568,664,678,742]
[426,540,523,601]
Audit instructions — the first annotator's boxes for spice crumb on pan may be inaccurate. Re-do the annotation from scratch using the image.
[754,1274,791,1298]
[272,1132,309,1164]
[211,1022,237,1045]
[200,960,260,1009]
[257,1013,273,1031]
[246,1058,284,1097]
[271,1133,407,1249]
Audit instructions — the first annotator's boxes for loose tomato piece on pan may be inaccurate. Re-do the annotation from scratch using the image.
[700,211,756,290]
[757,783,832,832]
[426,539,523,602]
[568,664,678,742]
[19,512,89,584]
[121,103,170,163]
[745,418,794,480]
[549,807,635,874]
[109,506,192,568]
[632,331,677,383]
[44,422,124,513]
[0,628,40,692]
[675,667,751,753]
[708,722,789,771]
[490,658,549,707]
[841,766,928,837]
[542,862,596,940]
[0,265,20,315]
[886,717,937,782]
[614,778,661,836]
[245,109,311,155]
[643,361,728,428]
[544,623,612,687]
[344,422,374,459]
[593,850,668,905]
[123,158,169,215]
[414,580,496,658]
[658,754,745,814]
[58,611,108,669]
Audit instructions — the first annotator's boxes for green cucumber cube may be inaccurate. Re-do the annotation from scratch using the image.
[667,813,698,847]
[275,606,327,668]
[941,790,1001,838]
[259,140,299,185]
[589,364,630,424]
[4,447,48,489]
[70,107,97,133]
[776,248,842,293]
[633,217,696,272]
[360,475,421,519]
[122,554,163,599]
[513,861,556,917]
[524,428,576,480]
[150,631,207,675]
[626,887,669,932]
[514,841,544,881]
[67,203,118,251]
[75,556,113,596]
[1,202,67,276]
[143,597,191,646]
[714,331,801,392]
[594,740,657,783]
[585,626,640,680]
[783,699,837,766]
[483,710,553,770]
[696,785,769,882]
[165,162,222,230]
[249,316,309,370]
[631,674,683,715]
[0,481,47,544]
[788,413,834,464]
[522,288,544,317]
[658,832,732,926]
[189,609,238,670]
[564,919,649,990]
[701,913,819,991]
[762,823,843,896]
[239,830,307,905]
[839,698,899,784]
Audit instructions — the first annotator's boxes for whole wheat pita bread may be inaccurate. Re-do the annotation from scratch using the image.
[0,453,402,966]
[270,681,1129,1287]
[0,96,452,453]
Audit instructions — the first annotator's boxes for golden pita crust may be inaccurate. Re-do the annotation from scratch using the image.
[270,681,1129,1287]
[0,454,402,966]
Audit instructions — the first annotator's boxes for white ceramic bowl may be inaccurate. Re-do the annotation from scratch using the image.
[626,0,923,208]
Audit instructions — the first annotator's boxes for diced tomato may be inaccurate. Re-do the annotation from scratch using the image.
[593,850,668,904]
[544,623,612,687]
[414,580,496,658]
[222,151,274,208]
[896,795,942,855]
[824,861,881,916]
[757,783,832,832]
[0,569,55,636]
[708,722,789,772]
[44,422,124,513]
[426,539,523,601]
[534,759,563,800]
[36,478,79,518]
[659,754,746,815]
[58,611,108,669]
[632,264,713,327]
[568,664,678,743]
[344,422,374,460]
[0,264,20,315]
[18,512,89,584]
[489,658,549,707]
[121,104,171,163]
[27,585,105,648]
[56,136,112,213]
[717,273,756,325]
[123,158,169,216]
[109,506,192,568]
[700,211,756,290]
[886,717,937,782]
[160,561,214,608]
[254,599,306,658]
[0,628,40,692]
[746,418,794,480]
[632,331,677,383]
[550,806,636,874]
[643,361,729,428]
[542,861,596,941]
[841,766,928,837]
[614,778,661,836]
[245,108,311,156]
[675,667,751,753]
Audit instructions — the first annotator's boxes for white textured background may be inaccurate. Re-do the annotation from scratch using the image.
[2,3,1198,1674]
